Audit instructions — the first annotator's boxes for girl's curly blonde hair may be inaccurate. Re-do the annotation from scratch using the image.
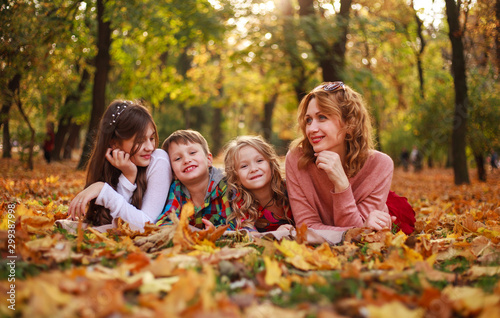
[224,135,290,229]
[290,82,374,177]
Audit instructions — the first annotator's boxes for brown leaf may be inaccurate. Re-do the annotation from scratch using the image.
[134,225,176,252]
[296,223,308,244]
[124,252,151,273]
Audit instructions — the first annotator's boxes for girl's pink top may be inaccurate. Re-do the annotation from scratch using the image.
[285,148,393,231]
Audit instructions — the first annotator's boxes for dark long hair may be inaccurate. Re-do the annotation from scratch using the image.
[84,100,159,226]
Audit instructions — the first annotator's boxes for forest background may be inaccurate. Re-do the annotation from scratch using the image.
[0,0,499,185]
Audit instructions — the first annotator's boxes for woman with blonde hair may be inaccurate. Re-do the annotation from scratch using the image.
[286,82,415,234]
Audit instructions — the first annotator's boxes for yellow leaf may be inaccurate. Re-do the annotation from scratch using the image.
[443,286,500,315]
[467,266,500,279]
[189,242,219,255]
[45,175,59,184]
[138,271,180,294]
[24,236,57,251]
[403,245,424,264]
[264,256,282,286]
[366,301,425,318]
[390,231,408,247]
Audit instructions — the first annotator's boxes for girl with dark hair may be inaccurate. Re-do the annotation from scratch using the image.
[224,135,293,232]
[286,82,415,234]
[67,100,172,231]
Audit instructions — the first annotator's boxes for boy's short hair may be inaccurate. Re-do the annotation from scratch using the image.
[162,129,211,155]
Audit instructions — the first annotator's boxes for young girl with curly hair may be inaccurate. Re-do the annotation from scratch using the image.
[286,82,415,234]
[224,135,293,232]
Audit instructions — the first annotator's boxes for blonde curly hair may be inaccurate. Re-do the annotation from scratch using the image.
[290,82,374,177]
[224,135,290,229]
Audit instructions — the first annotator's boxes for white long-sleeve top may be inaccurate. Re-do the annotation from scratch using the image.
[95,148,172,231]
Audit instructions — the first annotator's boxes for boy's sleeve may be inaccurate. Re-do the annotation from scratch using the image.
[156,182,181,226]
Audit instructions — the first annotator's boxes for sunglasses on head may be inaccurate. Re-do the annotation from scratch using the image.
[315,81,345,92]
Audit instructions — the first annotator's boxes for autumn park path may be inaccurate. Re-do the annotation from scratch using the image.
[1,157,499,317]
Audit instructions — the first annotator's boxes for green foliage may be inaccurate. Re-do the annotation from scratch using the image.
[467,67,500,153]
[0,260,47,280]
[437,256,471,274]
[1,0,498,169]
[475,275,500,293]
[270,272,365,307]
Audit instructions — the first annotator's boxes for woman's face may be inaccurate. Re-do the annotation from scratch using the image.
[304,98,346,155]
[118,123,156,167]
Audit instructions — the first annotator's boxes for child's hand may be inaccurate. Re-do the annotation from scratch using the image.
[105,148,137,184]
[68,182,105,221]
[314,151,349,192]
[364,210,392,230]
[202,218,215,231]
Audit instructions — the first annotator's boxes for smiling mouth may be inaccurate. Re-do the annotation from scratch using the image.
[250,174,262,180]
[310,136,324,143]
[141,154,151,159]
[183,165,197,173]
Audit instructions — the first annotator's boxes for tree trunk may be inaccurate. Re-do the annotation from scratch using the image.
[14,84,35,170]
[281,0,308,103]
[413,1,426,99]
[298,0,352,82]
[496,0,500,73]
[262,92,279,141]
[176,45,194,129]
[53,115,71,161]
[63,122,81,159]
[54,68,90,161]
[445,0,470,185]
[1,104,12,158]
[210,63,225,157]
[78,0,111,170]
[211,107,223,156]
[473,152,486,182]
[1,74,20,158]
[181,104,190,129]
[329,0,352,81]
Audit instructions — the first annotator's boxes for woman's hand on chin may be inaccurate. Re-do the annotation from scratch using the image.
[315,150,349,192]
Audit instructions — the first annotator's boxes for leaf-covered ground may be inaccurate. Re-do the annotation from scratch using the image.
[1,157,500,318]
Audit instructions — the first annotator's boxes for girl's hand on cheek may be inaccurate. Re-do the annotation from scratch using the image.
[315,151,349,192]
[105,148,137,184]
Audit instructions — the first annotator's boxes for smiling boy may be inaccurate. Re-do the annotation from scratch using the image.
[156,129,231,228]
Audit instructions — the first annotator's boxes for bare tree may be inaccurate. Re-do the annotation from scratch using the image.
[445,0,470,184]
[77,0,112,170]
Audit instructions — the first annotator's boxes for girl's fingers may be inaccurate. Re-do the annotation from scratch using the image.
[68,201,75,220]
[77,198,88,220]
[105,148,114,162]
[202,218,215,230]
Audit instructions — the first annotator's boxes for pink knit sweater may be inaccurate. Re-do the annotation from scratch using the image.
[285,148,393,231]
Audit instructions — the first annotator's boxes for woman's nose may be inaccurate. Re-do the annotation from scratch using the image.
[308,120,319,132]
